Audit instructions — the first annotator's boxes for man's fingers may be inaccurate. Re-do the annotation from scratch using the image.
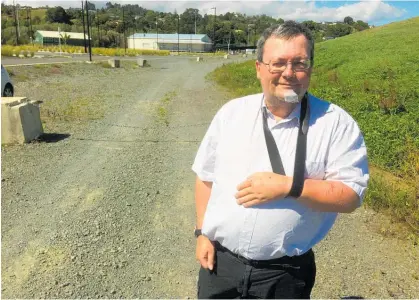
[237,194,257,205]
[237,179,252,191]
[235,187,252,199]
[197,249,208,269]
[242,199,261,208]
[199,256,209,269]
[207,247,216,270]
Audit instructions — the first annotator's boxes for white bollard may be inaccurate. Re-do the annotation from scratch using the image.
[108,59,120,68]
[137,58,147,67]
[196,56,203,62]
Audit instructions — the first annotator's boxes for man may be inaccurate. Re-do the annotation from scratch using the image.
[192,21,369,299]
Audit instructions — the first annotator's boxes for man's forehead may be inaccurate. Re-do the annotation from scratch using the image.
[263,36,310,58]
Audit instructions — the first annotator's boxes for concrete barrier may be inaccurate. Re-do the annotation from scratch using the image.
[196,57,203,62]
[137,58,147,67]
[108,59,120,68]
[242,54,247,58]
[224,54,229,59]
[1,97,44,144]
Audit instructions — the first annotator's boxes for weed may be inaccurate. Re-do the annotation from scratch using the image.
[155,91,177,126]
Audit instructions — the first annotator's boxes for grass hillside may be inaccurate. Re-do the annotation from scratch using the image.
[1,8,46,22]
[209,17,419,238]
[30,8,47,22]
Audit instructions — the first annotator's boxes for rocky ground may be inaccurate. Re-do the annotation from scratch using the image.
[1,56,418,299]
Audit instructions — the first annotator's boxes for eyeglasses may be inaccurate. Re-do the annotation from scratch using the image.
[260,59,312,73]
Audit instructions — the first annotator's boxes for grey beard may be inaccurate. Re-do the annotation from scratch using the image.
[267,91,301,109]
[283,90,300,103]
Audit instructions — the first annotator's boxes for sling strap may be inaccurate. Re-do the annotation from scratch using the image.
[262,94,310,198]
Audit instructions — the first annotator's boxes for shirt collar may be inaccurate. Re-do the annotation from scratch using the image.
[261,97,302,122]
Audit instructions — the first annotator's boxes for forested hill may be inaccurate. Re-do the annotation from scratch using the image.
[1,2,371,47]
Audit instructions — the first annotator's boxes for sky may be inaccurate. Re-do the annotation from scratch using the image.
[3,0,419,26]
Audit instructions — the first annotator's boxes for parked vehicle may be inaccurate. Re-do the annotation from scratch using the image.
[1,65,14,97]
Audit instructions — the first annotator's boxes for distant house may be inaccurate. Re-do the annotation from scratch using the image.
[127,33,213,52]
[322,36,335,40]
[34,30,90,46]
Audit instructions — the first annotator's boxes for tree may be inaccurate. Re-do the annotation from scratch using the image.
[302,20,318,32]
[86,1,96,11]
[1,3,14,16]
[180,8,200,34]
[354,20,369,31]
[326,23,352,38]
[344,16,354,25]
[59,32,71,45]
[32,16,41,25]
[46,6,71,24]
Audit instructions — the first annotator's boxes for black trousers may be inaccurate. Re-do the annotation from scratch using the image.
[198,243,316,299]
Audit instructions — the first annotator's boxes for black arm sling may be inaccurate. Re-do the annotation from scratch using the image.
[262,93,310,198]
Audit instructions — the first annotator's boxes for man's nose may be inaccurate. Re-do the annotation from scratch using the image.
[281,63,295,79]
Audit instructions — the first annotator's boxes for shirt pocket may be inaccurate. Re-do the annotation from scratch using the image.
[305,160,326,180]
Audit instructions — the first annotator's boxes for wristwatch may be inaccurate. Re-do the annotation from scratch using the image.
[194,228,202,238]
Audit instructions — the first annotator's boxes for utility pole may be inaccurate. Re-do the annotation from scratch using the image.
[194,11,197,34]
[134,15,142,50]
[13,0,19,45]
[132,28,135,50]
[26,7,30,42]
[254,26,257,47]
[85,0,92,61]
[29,8,33,45]
[16,2,20,38]
[211,7,216,51]
[227,31,231,53]
[248,24,254,47]
[96,9,100,47]
[122,5,126,54]
[58,26,62,55]
[177,14,179,53]
[81,1,87,53]
[156,16,158,50]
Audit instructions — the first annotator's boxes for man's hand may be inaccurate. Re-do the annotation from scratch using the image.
[235,172,292,207]
[196,235,215,270]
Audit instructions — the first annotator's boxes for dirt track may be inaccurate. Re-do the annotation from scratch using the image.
[1,56,418,299]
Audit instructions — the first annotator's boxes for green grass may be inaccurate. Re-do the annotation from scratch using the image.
[156,91,177,126]
[208,17,419,236]
[30,9,47,22]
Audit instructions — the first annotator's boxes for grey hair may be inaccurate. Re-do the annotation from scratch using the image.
[256,20,314,64]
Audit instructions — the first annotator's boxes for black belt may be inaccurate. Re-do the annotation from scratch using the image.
[214,241,313,269]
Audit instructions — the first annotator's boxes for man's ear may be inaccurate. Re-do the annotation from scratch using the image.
[255,61,261,80]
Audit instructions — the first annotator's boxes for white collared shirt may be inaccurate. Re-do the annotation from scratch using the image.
[192,93,369,260]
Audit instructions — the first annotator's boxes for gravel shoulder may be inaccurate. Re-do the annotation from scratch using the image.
[1,56,418,299]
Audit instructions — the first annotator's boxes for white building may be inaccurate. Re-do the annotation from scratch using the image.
[127,33,213,52]
[34,30,90,46]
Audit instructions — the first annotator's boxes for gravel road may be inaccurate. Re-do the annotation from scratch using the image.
[1,56,418,299]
